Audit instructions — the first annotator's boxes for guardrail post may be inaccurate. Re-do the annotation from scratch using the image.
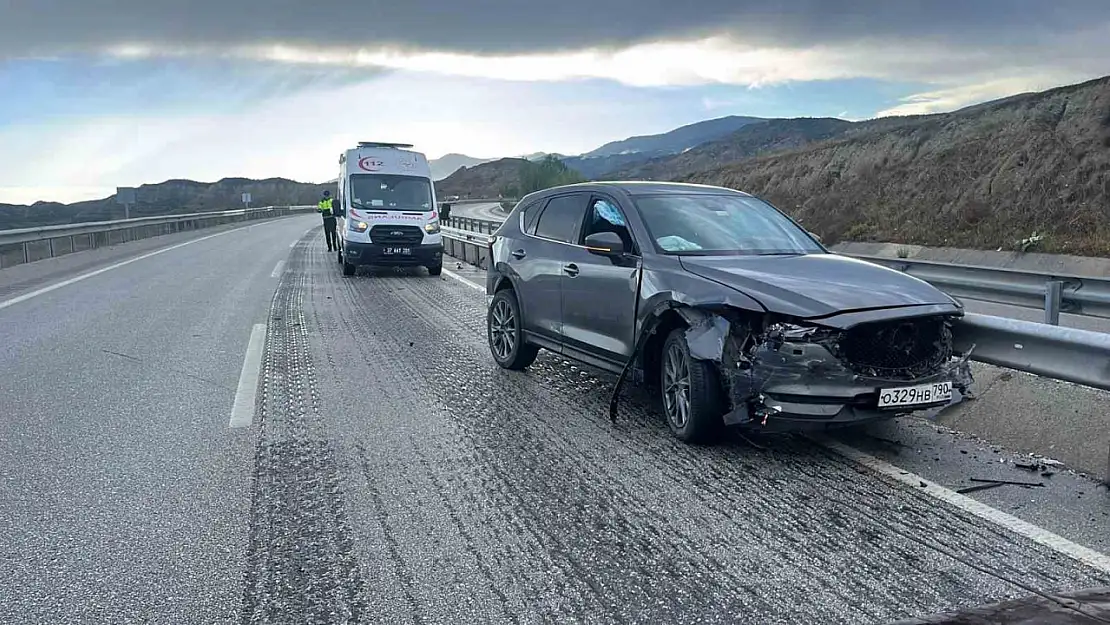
[1045,280,1063,325]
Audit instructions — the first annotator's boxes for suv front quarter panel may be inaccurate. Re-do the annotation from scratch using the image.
[635,255,767,338]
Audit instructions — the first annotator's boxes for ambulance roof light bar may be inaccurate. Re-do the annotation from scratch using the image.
[357,141,415,149]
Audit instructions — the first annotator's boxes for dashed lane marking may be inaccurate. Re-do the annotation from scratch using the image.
[229,323,267,428]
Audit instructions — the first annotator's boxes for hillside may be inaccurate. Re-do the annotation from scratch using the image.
[429,153,499,180]
[562,115,766,178]
[433,158,530,199]
[604,117,857,180]
[0,177,328,230]
[680,76,1110,256]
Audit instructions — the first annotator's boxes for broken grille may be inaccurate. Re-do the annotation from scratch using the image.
[839,316,953,380]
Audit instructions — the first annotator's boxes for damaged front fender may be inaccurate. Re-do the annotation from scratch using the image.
[627,306,975,433]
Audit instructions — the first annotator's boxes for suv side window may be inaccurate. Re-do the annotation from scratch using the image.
[534,195,587,244]
[580,197,636,254]
[520,201,543,235]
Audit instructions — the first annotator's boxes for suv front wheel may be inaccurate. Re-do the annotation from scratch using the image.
[661,327,724,443]
[487,289,539,370]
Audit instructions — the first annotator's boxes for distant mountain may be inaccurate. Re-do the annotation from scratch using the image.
[0,177,328,231]
[562,115,767,178]
[429,153,498,180]
[605,117,856,180]
[584,115,767,157]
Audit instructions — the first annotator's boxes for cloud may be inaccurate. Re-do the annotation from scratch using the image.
[875,74,1093,117]
[1,1,1108,91]
[3,0,1108,58]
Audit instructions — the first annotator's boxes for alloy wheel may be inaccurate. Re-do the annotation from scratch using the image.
[490,298,517,361]
[663,341,691,429]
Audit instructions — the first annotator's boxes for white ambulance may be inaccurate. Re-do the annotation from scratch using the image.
[335,141,443,276]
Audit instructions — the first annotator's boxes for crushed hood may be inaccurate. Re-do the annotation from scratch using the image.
[679,253,957,319]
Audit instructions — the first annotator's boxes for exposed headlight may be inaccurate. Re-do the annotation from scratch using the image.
[768,322,821,340]
[350,221,368,233]
[424,221,440,234]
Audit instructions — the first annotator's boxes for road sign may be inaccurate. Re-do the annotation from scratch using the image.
[241,192,252,204]
[116,187,136,205]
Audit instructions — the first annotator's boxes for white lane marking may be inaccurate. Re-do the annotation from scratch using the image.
[819,439,1110,574]
[441,267,485,292]
[229,323,267,428]
[440,261,1110,572]
[0,227,240,312]
[271,261,285,278]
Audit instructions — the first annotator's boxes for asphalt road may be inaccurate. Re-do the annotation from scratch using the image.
[5,219,1110,624]
[0,215,320,624]
[448,202,506,222]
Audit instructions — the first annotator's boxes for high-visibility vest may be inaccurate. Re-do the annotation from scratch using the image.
[317,198,333,216]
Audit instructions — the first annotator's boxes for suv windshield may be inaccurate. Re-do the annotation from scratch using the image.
[634,194,824,256]
[349,173,433,211]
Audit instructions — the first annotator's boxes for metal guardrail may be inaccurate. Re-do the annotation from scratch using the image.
[849,254,1110,325]
[0,205,316,270]
[953,314,1110,392]
[440,214,1110,395]
[443,214,1110,327]
[439,198,516,205]
[440,225,493,269]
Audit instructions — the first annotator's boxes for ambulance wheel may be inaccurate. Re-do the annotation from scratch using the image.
[342,260,356,276]
[427,262,442,276]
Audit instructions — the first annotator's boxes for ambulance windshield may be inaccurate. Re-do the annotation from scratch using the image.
[349,174,433,211]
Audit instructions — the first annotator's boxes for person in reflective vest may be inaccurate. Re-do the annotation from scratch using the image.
[318,190,339,252]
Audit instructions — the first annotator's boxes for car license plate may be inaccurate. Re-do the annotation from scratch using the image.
[878,381,952,409]
[384,247,411,255]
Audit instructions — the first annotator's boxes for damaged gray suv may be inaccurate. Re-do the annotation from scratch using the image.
[485,181,973,443]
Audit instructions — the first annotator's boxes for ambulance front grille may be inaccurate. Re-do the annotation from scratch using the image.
[369,225,424,246]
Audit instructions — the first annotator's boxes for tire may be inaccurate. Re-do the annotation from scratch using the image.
[487,289,539,370]
[342,260,356,276]
[660,327,725,444]
[427,263,443,276]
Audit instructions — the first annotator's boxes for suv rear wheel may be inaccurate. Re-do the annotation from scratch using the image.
[661,327,724,443]
[487,289,539,370]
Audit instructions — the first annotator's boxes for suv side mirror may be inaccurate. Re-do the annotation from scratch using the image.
[807,230,823,243]
[584,231,625,257]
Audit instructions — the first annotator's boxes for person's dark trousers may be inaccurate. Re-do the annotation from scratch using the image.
[322,216,338,251]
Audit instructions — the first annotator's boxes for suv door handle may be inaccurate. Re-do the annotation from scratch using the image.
[511,249,526,259]
[563,263,579,277]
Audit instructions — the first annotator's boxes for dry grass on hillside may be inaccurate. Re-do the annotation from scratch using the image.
[681,77,1110,256]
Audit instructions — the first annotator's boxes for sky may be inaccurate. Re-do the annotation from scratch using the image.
[1,1,1109,205]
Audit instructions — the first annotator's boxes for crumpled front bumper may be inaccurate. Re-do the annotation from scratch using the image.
[683,313,974,434]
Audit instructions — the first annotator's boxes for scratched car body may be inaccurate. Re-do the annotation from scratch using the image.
[484,181,974,443]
